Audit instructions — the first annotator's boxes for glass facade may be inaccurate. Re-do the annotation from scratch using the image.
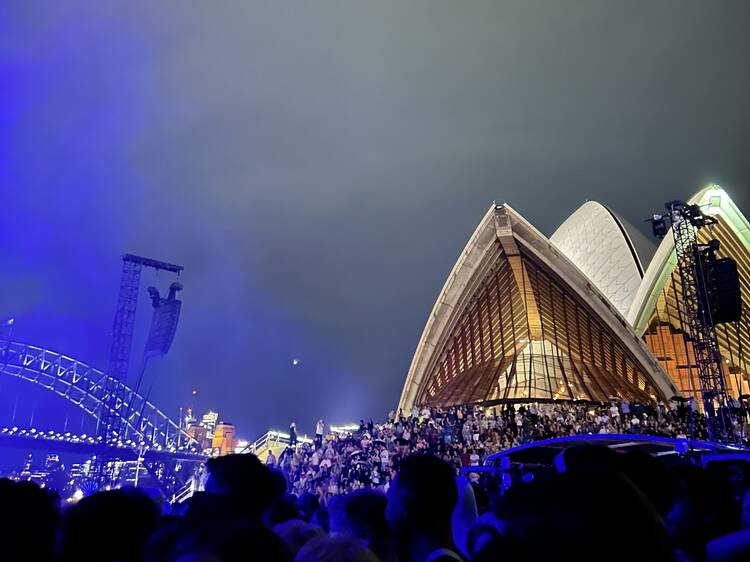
[417,240,660,407]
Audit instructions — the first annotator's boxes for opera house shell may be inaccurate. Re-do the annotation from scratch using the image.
[398,185,749,412]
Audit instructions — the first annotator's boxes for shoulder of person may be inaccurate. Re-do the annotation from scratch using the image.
[426,551,465,562]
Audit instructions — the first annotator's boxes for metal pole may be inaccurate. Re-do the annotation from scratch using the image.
[134,445,145,487]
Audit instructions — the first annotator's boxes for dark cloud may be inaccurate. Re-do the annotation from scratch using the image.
[1,1,748,438]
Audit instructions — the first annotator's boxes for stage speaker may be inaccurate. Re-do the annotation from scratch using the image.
[712,257,742,325]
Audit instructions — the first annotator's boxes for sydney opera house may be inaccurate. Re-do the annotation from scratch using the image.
[398,185,750,412]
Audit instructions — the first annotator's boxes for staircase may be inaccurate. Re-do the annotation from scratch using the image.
[242,430,312,460]
[169,430,311,504]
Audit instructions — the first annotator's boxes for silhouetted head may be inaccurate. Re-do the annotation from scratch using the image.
[172,521,291,562]
[465,523,501,561]
[386,455,458,537]
[295,535,379,562]
[297,493,320,523]
[181,490,237,529]
[59,487,160,562]
[142,515,188,562]
[312,505,330,532]
[559,445,681,520]
[554,443,621,474]
[495,471,672,562]
[205,453,285,519]
[619,451,678,517]
[330,489,388,545]
[666,464,740,558]
[0,479,59,562]
[264,495,303,527]
[272,519,324,557]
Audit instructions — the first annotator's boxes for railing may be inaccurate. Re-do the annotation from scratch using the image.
[172,482,195,504]
[242,430,313,455]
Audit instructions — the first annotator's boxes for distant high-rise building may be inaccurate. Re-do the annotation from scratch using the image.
[69,460,92,480]
[212,421,237,457]
[44,454,62,471]
[201,411,219,437]
[187,422,209,451]
[21,453,33,476]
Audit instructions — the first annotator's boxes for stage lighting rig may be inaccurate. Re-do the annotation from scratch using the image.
[648,200,738,442]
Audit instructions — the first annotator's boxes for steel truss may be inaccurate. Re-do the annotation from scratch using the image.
[667,202,737,441]
[0,340,198,450]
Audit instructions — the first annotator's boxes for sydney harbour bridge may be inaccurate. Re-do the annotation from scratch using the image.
[0,254,209,500]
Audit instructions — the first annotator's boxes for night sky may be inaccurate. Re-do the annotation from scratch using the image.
[1,2,749,441]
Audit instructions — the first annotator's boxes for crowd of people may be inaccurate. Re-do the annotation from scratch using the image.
[272,399,712,500]
[2,399,750,562]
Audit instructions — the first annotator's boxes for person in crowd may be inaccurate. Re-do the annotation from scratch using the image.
[273,519,324,557]
[464,524,501,561]
[452,474,478,558]
[666,464,740,561]
[267,449,277,466]
[329,489,397,562]
[58,487,160,562]
[290,421,298,447]
[487,470,673,562]
[171,522,292,562]
[4,397,749,562]
[264,494,304,527]
[204,453,286,522]
[281,400,713,500]
[0,479,59,562]
[386,455,464,562]
[315,418,325,449]
[297,493,321,523]
[296,534,379,562]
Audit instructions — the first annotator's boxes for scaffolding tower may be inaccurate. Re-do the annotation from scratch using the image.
[99,255,183,447]
[652,201,737,441]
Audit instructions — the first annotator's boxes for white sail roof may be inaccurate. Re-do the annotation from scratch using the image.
[551,201,645,317]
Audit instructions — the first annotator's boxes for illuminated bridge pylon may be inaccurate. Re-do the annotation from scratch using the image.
[0,340,199,452]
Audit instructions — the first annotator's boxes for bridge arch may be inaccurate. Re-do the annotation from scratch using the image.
[0,340,198,450]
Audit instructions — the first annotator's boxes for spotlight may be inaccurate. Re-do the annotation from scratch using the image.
[646,214,670,238]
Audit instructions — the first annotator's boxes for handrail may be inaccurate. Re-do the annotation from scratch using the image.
[242,430,313,454]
